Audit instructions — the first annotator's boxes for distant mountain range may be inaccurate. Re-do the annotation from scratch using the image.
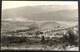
[1,5,78,32]
[2,5,78,21]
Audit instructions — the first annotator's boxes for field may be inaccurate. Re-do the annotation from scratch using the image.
[1,23,79,51]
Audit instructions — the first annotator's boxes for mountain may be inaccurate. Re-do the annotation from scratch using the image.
[39,21,61,29]
[1,20,35,32]
[1,19,78,33]
[1,5,78,33]
[2,5,78,21]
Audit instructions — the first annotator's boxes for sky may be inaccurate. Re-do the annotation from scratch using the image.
[2,1,78,10]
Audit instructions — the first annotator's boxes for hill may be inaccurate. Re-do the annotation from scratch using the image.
[2,5,78,21]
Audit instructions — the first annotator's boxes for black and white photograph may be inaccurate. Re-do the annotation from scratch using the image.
[1,1,79,51]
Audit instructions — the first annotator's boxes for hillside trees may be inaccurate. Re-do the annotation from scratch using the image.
[27,23,41,35]
[62,28,79,46]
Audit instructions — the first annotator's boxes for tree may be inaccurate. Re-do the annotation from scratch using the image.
[28,23,40,35]
[28,23,39,31]
[67,28,78,46]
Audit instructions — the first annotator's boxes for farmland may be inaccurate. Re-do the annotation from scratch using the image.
[1,21,79,51]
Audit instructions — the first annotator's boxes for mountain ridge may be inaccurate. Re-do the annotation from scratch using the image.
[2,5,78,21]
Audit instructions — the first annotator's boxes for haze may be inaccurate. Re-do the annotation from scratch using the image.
[2,1,78,10]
